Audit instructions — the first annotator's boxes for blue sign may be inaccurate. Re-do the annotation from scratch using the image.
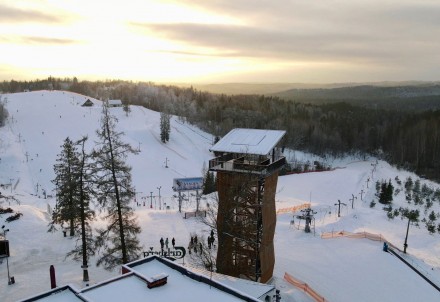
[172,177,203,192]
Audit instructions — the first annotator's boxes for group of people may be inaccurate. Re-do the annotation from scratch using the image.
[188,235,202,254]
[187,230,216,255]
[207,230,215,249]
[160,237,176,250]
[158,231,216,255]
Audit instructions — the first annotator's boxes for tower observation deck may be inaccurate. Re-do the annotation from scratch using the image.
[209,128,286,283]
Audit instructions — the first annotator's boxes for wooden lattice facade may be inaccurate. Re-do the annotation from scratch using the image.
[209,129,286,283]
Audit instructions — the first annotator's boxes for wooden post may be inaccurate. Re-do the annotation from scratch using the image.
[50,265,56,289]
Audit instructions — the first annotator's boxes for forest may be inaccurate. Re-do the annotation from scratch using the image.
[1,77,440,182]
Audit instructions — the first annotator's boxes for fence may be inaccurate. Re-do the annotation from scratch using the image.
[183,210,206,219]
[276,203,311,215]
[284,272,329,302]
[320,230,398,249]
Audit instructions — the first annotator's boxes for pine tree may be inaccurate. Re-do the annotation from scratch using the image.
[378,180,393,204]
[50,137,79,236]
[50,137,95,281]
[68,137,95,281]
[160,112,171,143]
[203,171,217,195]
[386,179,394,203]
[123,102,131,117]
[93,104,142,269]
[379,181,387,204]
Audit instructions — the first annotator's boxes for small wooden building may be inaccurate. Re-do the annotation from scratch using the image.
[81,99,94,107]
[107,99,122,107]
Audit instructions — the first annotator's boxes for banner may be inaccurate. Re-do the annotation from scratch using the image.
[173,177,203,192]
[143,246,186,259]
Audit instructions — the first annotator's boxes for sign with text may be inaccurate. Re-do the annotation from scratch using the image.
[172,177,203,192]
[143,246,186,259]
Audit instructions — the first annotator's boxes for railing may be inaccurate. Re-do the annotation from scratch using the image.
[284,272,329,302]
[209,154,286,176]
[183,210,207,219]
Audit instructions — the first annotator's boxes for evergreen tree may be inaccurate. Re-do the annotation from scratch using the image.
[386,179,394,203]
[93,105,142,269]
[160,112,171,143]
[50,137,79,236]
[67,137,96,281]
[50,137,95,281]
[378,180,393,204]
[404,177,413,193]
[203,171,217,195]
[378,181,388,204]
[123,102,131,117]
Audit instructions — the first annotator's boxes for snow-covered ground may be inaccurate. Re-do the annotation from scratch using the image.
[0,91,439,301]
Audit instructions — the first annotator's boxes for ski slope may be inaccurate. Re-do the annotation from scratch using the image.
[0,91,439,301]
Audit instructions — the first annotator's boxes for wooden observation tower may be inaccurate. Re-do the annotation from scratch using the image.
[209,128,286,283]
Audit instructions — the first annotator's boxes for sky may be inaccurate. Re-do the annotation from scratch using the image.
[1,0,440,84]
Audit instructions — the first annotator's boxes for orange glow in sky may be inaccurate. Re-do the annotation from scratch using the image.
[1,0,439,83]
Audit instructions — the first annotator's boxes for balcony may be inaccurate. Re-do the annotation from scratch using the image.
[209,153,286,176]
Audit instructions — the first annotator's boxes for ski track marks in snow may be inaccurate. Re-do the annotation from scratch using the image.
[148,129,187,160]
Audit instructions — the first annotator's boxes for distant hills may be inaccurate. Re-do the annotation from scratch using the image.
[183,82,440,111]
[274,84,440,101]
[183,81,440,96]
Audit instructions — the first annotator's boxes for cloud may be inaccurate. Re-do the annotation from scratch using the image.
[131,0,440,69]
[21,36,79,45]
[0,35,80,45]
[131,22,399,63]
[0,3,67,24]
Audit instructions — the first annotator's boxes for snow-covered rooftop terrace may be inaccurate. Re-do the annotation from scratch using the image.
[210,128,285,156]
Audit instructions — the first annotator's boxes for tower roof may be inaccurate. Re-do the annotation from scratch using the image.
[210,128,286,156]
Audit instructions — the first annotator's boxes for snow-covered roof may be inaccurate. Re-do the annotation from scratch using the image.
[22,256,262,302]
[81,99,94,106]
[210,128,286,156]
[122,256,262,302]
[107,99,122,106]
[19,285,86,302]
[189,266,275,299]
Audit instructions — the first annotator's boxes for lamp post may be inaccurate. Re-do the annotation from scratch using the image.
[403,217,410,254]
[402,209,419,254]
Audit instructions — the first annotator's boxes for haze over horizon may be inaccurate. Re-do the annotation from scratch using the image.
[1,0,440,84]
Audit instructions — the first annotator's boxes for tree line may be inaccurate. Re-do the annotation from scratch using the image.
[1,77,439,182]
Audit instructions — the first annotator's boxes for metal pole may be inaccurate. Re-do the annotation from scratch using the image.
[404,217,410,254]
[150,192,153,209]
[351,194,357,209]
[195,190,199,212]
[6,256,11,284]
[3,228,12,285]
[157,186,162,210]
